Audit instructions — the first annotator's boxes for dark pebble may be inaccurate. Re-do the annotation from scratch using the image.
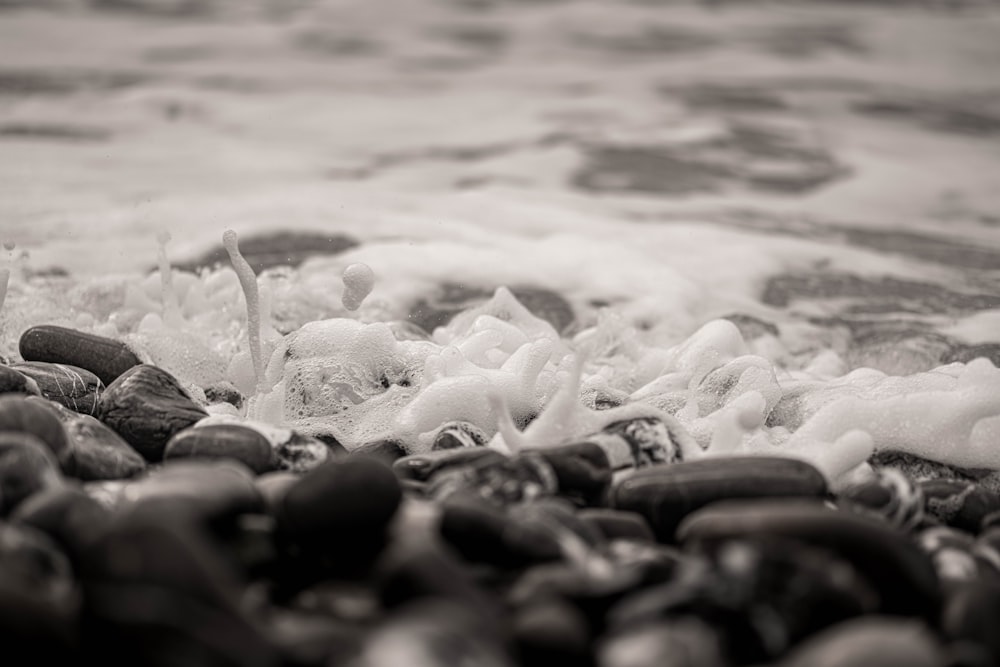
[164,423,274,474]
[120,459,263,524]
[96,364,207,461]
[0,431,63,514]
[11,485,112,563]
[0,394,70,462]
[275,429,342,473]
[514,597,592,667]
[43,400,145,481]
[204,381,244,409]
[578,508,655,543]
[942,581,1000,666]
[0,364,39,395]
[393,447,507,482]
[916,526,981,586]
[920,479,1000,534]
[678,499,941,619]
[426,453,558,505]
[254,471,299,514]
[776,616,948,667]
[584,416,686,471]
[526,441,612,506]
[19,324,140,386]
[598,616,727,667]
[431,420,489,450]
[611,456,828,541]
[276,457,401,544]
[351,439,408,465]
[9,361,103,415]
[838,467,924,531]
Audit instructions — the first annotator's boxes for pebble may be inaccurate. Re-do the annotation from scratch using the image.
[598,616,727,667]
[43,400,145,481]
[274,429,341,473]
[0,431,63,514]
[96,364,207,461]
[584,417,686,471]
[920,479,1000,534]
[426,453,559,505]
[204,381,245,410]
[254,470,300,514]
[431,420,489,450]
[578,509,655,543]
[526,441,612,506]
[514,597,591,667]
[351,439,408,466]
[11,485,112,563]
[916,526,981,586]
[0,394,70,462]
[119,460,263,522]
[838,467,924,531]
[611,456,828,541]
[18,324,140,386]
[9,361,103,415]
[941,581,1000,666]
[776,617,948,667]
[0,364,39,395]
[164,423,274,474]
[678,499,941,618]
[393,447,506,482]
[266,609,363,667]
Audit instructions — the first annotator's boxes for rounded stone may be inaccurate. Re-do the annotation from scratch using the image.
[18,324,140,386]
[96,364,207,461]
[0,365,39,395]
[579,508,656,543]
[120,459,263,522]
[0,431,63,514]
[921,479,1000,534]
[11,485,112,562]
[0,395,69,461]
[527,441,612,506]
[165,423,274,474]
[10,361,103,415]
[777,617,948,667]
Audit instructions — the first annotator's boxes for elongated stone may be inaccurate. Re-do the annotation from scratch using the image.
[19,325,140,386]
[97,364,206,461]
[921,479,1000,534]
[611,456,827,541]
[777,617,947,667]
[0,395,69,462]
[393,447,507,482]
[42,400,145,481]
[120,460,263,522]
[678,499,941,618]
[584,416,687,471]
[526,441,612,506]
[164,423,274,474]
[10,361,103,415]
[0,365,39,395]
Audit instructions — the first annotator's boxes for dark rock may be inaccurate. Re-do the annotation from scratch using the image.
[204,381,244,410]
[776,617,948,667]
[584,417,686,471]
[408,283,575,333]
[164,423,274,474]
[611,456,828,541]
[598,616,727,667]
[0,365,39,395]
[921,479,1000,534]
[18,324,140,386]
[942,582,1000,666]
[274,429,340,473]
[80,508,281,667]
[96,364,207,461]
[527,441,612,506]
[254,471,298,514]
[351,439,407,465]
[11,485,112,562]
[44,400,145,481]
[916,526,980,587]
[678,499,941,619]
[0,431,63,514]
[0,394,70,461]
[175,230,358,275]
[427,452,559,505]
[974,527,1000,580]
[10,361,103,414]
[121,460,263,524]
[393,447,507,482]
[432,420,489,450]
[579,509,655,543]
[266,609,363,667]
[838,467,924,531]
[514,598,592,667]
[276,457,401,545]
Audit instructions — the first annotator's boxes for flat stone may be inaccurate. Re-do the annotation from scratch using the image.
[96,364,207,461]
[11,361,103,415]
[19,325,140,386]
[393,447,507,482]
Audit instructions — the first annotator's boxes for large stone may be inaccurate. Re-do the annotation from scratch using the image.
[0,395,69,462]
[10,361,103,415]
[777,617,948,667]
[164,423,274,474]
[19,325,140,386]
[43,400,145,481]
[0,431,63,514]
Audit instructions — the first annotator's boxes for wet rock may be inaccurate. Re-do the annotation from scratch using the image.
[408,283,575,333]
[579,509,655,543]
[254,471,298,514]
[942,581,1000,666]
[274,429,340,473]
[0,394,70,461]
[777,617,948,667]
[393,447,507,482]
[0,364,39,395]
[164,423,274,474]
[431,420,489,450]
[838,467,924,531]
[426,453,558,505]
[266,609,363,667]
[18,324,140,386]
[176,230,358,274]
[120,460,263,523]
[514,597,591,667]
[204,381,244,410]
[611,456,827,541]
[9,361,103,414]
[585,417,687,471]
[351,439,407,465]
[80,508,281,667]
[0,431,63,514]
[527,441,612,506]
[917,526,980,587]
[678,499,940,618]
[43,400,145,481]
[96,364,207,461]
[921,479,1000,534]
[973,527,1000,579]
[11,485,112,562]
[599,616,728,667]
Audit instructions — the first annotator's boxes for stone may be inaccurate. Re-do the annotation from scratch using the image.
[18,324,140,386]
[514,598,591,667]
[526,441,612,506]
[393,447,507,482]
[11,485,112,563]
[431,420,489,450]
[0,395,70,462]
[0,431,63,514]
[426,453,558,505]
[350,439,407,466]
[920,479,1000,534]
[120,460,263,523]
[204,381,244,410]
[838,467,924,532]
[598,617,727,667]
[96,364,207,461]
[941,582,1000,666]
[254,471,299,514]
[678,499,941,619]
[164,423,274,474]
[585,417,687,471]
[611,456,828,541]
[0,365,39,395]
[578,509,655,543]
[10,361,103,415]
[43,400,145,481]
[266,609,362,667]
[917,526,980,586]
[777,617,948,667]
[274,429,340,473]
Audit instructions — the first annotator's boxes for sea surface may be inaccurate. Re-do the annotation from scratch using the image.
[2,0,1000,372]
